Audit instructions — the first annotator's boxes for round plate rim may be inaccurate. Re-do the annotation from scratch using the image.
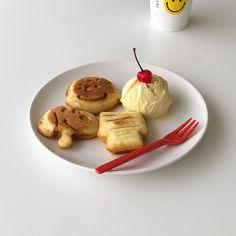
[29,60,208,175]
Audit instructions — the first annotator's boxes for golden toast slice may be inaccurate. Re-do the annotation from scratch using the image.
[97,112,149,153]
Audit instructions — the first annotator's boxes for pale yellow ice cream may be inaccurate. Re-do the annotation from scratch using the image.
[121,75,172,119]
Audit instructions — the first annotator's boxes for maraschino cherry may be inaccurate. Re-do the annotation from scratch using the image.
[133,48,152,83]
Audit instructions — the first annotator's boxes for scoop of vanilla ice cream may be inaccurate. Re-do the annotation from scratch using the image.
[120,75,172,118]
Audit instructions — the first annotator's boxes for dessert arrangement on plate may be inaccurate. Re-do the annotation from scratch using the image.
[37,49,173,153]
[33,48,206,174]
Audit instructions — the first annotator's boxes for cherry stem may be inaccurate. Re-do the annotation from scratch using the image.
[133,48,144,71]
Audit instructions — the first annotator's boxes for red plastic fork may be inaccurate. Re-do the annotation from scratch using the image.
[95,118,199,174]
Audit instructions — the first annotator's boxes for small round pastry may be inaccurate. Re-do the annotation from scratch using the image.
[65,77,121,114]
[37,106,98,149]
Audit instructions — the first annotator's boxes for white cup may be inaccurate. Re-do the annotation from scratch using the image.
[150,0,193,31]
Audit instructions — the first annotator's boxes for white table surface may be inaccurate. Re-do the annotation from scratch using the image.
[1,0,236,235]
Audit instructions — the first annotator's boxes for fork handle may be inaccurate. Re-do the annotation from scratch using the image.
[95,139,167,174]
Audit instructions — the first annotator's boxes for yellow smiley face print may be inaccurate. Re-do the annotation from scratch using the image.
[164,0,188,15]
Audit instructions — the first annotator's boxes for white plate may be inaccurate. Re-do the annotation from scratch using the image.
[30,61,208,174]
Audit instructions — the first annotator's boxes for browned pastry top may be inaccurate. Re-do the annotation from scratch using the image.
[73,77,115,101]
[48,106,89,131]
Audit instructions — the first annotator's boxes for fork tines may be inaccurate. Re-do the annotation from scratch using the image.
[176,118,199,138]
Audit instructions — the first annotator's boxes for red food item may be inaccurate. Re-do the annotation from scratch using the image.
[133,48,152,83]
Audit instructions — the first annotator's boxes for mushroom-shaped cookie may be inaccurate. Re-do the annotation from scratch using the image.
[65,77,120,114]
[37,106,98,148]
